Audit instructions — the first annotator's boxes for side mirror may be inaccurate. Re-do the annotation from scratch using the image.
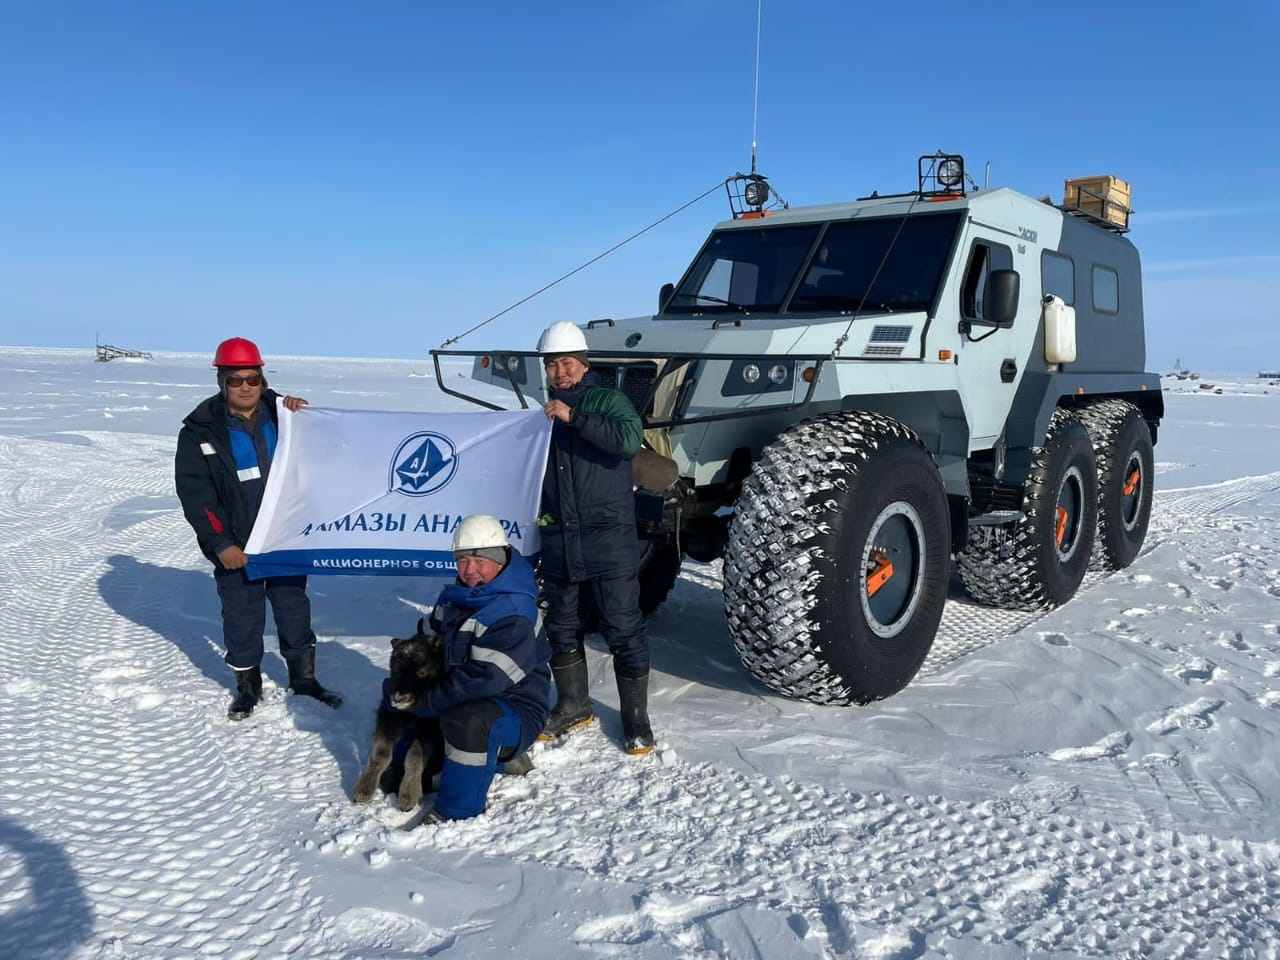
[984,270,1020,328]
[658,282,675,313]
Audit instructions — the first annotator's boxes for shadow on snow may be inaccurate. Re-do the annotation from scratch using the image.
[96,555,448,791]
[0,816,93,960]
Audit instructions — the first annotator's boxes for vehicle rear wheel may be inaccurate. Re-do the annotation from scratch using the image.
[1077,400,1154,571]
[724,412,950,704]
[958,408,1097,610]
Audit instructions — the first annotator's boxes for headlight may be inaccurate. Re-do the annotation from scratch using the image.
[722,359,797,397]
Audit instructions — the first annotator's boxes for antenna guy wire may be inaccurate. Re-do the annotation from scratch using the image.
[439,178,729,349]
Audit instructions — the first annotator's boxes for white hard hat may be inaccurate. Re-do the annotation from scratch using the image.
[537,321,589,357]
[452,514,510,556]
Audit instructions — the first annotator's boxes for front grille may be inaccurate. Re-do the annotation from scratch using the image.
[594,362,658,415]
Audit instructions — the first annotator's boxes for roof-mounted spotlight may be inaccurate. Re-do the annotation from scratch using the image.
[918,153,967,198]
[744,178,770,208]
[937,158,964,189]
[726,171,788,218]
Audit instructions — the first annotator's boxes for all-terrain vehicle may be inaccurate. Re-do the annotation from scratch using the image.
[432,153,1163,705]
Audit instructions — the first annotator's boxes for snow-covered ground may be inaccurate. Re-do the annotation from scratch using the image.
[1,346,1278,959]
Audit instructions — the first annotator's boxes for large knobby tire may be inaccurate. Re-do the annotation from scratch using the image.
[723,412,951,705]
[958,408,1097,610]
[1077,399,1154,571]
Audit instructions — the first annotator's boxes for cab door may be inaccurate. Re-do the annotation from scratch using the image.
[955,232,1019,445]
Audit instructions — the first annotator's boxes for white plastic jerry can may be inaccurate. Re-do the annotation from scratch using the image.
[1042,294,1077,363]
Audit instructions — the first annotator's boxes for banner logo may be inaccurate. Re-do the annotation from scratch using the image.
[389,431,458,497]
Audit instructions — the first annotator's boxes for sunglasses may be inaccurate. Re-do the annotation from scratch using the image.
[225,375,262,388]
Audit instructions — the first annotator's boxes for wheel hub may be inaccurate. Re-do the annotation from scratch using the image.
[860,502,926,639]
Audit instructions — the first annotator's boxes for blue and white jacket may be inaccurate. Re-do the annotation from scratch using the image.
[175,391,281,566]
[411,552,552,739]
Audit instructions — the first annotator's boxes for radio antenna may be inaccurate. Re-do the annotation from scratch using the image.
[751,0,762,174]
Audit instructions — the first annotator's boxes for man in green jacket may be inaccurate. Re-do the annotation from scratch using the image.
[535,321,655,754]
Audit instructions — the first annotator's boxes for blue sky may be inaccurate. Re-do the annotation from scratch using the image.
[1,1,1276,370]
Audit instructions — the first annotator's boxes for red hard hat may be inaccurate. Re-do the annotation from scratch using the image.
[212,337,265,368]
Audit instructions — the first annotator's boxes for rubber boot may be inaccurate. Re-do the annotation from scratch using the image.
[228,666,262,721]
[616,670,655,755]
[537,650,594,741]
[285,647,342,708]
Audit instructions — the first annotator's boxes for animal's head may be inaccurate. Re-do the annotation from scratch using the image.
[387,617,445,711]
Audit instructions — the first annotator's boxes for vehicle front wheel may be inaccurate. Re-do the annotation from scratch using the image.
[724,412,951,705]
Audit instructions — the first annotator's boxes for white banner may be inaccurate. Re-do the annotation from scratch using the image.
[244,403,552,579]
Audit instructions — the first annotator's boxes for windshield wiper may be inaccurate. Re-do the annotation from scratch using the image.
[671,292,752,314]
[790,294,893,313]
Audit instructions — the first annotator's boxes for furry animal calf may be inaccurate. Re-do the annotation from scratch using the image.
[353,618,446,812]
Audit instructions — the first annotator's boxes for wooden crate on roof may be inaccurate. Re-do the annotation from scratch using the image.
[1064,175,1131,229]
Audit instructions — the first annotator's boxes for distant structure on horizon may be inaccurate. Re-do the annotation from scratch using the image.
[94,336,152,362]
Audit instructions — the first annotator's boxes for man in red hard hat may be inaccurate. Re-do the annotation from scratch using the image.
[175,337,341,720]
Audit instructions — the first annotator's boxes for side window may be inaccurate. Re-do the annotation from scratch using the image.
[1093,264,1119,314]
[1042,251,1075,304]
[961,240,1014,323]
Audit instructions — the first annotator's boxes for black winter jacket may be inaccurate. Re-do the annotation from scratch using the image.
[175,390,283,566]
[539,372,644,581]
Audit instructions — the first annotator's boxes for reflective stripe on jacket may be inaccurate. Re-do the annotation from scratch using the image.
[415,552,552,739]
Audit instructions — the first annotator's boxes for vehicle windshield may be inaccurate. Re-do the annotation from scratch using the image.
[789,212,962,315]
[665,225,821,314]
[663,211,962,316]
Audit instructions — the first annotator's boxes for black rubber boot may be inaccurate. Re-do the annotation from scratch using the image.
[228,666,262,721]
[616,670,655,755]
[537,650,594,741]
[285,647,342,708]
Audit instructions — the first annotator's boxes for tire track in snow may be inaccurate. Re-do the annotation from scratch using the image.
[657,470,1280,686]
[337,725,1280,959]
[1154,469,1280,519]
[627,468,1280,924]
[0,433,335,959]
[7,429,1280,958]
[918,469,1280,676]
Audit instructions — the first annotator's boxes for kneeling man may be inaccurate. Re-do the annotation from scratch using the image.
[389,514,551,823]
